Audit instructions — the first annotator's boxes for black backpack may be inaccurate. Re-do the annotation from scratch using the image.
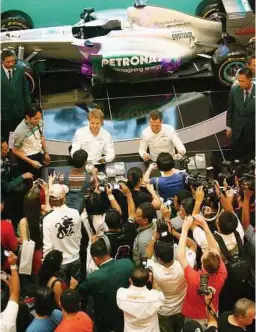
[214,231,252,284]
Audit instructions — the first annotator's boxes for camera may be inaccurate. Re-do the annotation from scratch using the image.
[48,168,55,177]
[156,219,173,242]
[164,199,172,210]
[186,174,216,198]
[197,274,212,296]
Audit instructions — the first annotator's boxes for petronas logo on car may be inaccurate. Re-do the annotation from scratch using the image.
[102,55,163,67]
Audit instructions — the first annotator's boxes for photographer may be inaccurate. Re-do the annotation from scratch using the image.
[143,152,186,202]
[146,205,197,268]
[172,190,193,231]
[177,215,227,328]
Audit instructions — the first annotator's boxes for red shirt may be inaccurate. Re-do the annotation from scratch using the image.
[1,219,18,270]
[182,259,227,319]
[55,311,93,332]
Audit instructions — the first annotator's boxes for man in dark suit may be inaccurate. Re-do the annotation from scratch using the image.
[78,238,134,332]
[1,49,31,142]
[226,67,255,162]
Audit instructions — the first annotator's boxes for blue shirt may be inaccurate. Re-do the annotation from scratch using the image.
[150,173,185,201]
[26,309,63,332]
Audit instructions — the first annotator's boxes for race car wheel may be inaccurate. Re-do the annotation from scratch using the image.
[196,0,225,20]
[1,10,34,31]
[217,58,245,86]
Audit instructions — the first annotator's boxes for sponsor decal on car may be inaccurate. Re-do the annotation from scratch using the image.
[171,31,193,40]
[235,27,255,35]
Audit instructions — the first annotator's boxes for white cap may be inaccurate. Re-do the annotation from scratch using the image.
[49,184,69,199]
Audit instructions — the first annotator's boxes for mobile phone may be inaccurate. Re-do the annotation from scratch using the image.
[113,183,120,190]
[4,250,11,257]
[1,271,8,281]
[48,168,55,176]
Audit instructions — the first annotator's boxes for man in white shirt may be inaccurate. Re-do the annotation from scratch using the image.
[71,108,115,165]
[117,266,165,332]
[139,110,186,162]
[42,184,82,282]
[1,253,20,332]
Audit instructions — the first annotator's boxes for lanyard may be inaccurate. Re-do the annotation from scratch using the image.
[25,121,43,140]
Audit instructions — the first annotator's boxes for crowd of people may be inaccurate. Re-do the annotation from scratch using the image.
[1,49,255,332]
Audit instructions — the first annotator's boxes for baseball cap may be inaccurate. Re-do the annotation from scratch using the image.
[182,321,204,332]
[49,184,69,199]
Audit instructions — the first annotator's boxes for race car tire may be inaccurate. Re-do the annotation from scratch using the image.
[195,0,225,20]
[1,10,34,31]
[212,44,247,86]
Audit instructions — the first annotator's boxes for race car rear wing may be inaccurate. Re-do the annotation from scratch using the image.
[222,0,255,45]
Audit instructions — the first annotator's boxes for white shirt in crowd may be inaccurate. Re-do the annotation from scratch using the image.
[117,285,165,332]
[0,300,19,332]
[139,124,186,161]
[71,126,115,164]
[146,259,187,316]
[192,216,244,253]
[42,205,81,265]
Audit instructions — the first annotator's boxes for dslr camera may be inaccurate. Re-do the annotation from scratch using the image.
[197,274,213,296]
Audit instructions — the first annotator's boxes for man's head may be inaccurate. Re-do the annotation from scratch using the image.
[72,149,88,168]
[201,250,221,275]
[179,198,195,219]
[173,190,193,211]
[35,287,56,317]
[130,267,149,287]
[135,202,155,227]
[105,208,121,229]
[238,67,253,90]
[154,240,174,265]
[90,238,111,266]
[25,105,42,127]
[1,138,9,158]
[216,211,238,235]
[233,298,255,327]
[60,289,81,314]
[156,152,175,172]
[88,108,104,136]
[149,110,163,134]
[49,184,69,208]
[1,49,15,70]
[246,54,256,74]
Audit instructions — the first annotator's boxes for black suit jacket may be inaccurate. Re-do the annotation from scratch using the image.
[1,65,31,121]
[226,84,255,144]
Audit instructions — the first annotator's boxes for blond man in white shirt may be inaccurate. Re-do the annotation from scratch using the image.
[71,108,115,165]
[117,266,165,332]
[139,110,186,162]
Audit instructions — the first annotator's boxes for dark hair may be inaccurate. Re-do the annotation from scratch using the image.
[218,211,238,235]
[238,67,253,79]
[131,267,149,287]
[175,190,193,206]
[181,198,195,215]
[246,53,256,64]
[35,287,55,316]
[85,192,110,215]
[105,209,121,229]
[154,240,174,263]
[137,202,155,224]
[127,167,143,189]
[1,137,7,145]
[72,150,88,168]
[25,105,42,118]
[202,251,221,274]
[235,164,249,178]
[149,110,162,121]
[90,238,109,257]
[1,49,15,61]
[156,153,174,171]
[60,289,80,313]
[24,189,43,249]
[38,250,63,286]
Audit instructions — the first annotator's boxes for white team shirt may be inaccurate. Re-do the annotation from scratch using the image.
[139,124,186,161]
[0,300,19,332]
[117,285,165,332]
[71,126,115,164]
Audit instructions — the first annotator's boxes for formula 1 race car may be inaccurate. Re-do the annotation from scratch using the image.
[1,0,255,91]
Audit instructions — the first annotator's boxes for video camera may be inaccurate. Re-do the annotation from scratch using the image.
[186,174,216,198]
[197,274,213,296]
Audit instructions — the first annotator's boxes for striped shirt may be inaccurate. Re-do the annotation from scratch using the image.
[59,168,90,192]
